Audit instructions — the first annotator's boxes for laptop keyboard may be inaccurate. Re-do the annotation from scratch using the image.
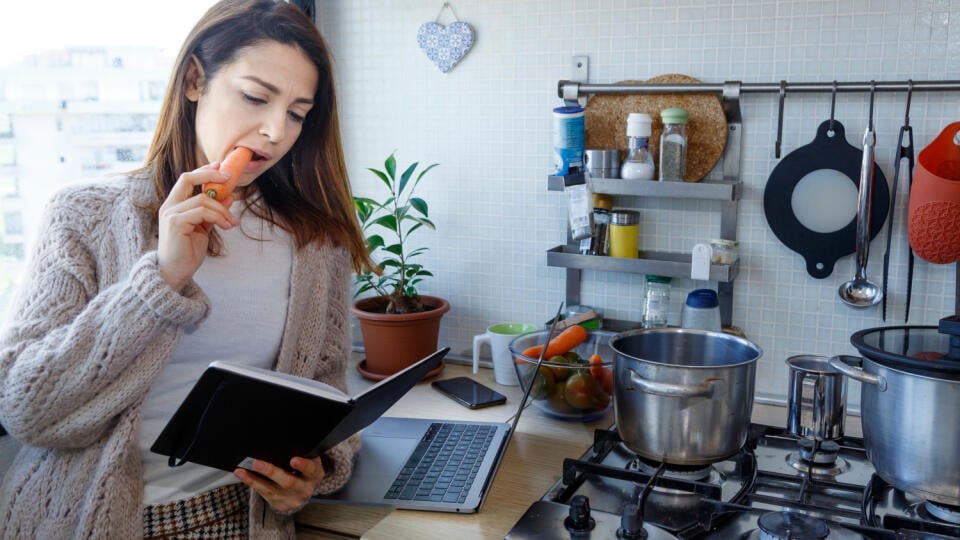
[384,422,496,504]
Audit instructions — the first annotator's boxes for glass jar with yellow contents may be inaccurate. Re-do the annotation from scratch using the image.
[609,209,639,258]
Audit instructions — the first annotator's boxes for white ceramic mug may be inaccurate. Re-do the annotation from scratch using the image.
[472,323,536,386]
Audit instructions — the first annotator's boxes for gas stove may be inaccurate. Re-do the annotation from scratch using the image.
[506,424,960,539]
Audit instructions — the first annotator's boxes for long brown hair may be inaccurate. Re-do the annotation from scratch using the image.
[139,0,372,273]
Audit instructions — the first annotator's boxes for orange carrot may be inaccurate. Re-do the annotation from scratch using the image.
[203,147,253,203]
[520,324,589,360]
[589,353,613,394]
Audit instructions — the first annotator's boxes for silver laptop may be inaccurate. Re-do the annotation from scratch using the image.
[312,365,534,513]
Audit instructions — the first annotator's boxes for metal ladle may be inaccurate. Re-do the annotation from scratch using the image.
[839,82,883,308]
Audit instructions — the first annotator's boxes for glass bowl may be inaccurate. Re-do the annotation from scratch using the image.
[509,329,616,421]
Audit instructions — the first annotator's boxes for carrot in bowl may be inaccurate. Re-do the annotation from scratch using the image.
[520,324,589,360]
[202,147,254,203]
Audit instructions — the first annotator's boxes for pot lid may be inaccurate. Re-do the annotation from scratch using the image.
[850,324,960,377]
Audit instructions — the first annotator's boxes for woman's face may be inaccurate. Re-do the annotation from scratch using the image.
[186,40,319,191]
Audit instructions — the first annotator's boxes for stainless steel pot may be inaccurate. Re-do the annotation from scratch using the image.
[830,353,960,506]
[786,355,846,441]
[611,328,762,465]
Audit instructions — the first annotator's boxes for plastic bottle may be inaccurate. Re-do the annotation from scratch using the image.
[681,289,721,332]
[641,275,672,328]
[621,113,655,180]
[659,108,689,182]
[552,105,585,176]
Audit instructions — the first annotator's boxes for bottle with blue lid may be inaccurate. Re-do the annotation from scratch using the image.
[552,105,585,176]
[681,288,721,332]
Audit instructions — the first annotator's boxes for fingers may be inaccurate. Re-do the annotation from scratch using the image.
[165,163,226,206]
[234,457,325,513]
[159,165,239,232]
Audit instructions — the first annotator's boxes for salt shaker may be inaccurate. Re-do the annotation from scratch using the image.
[658,108,688,182]
[621,113,655,180]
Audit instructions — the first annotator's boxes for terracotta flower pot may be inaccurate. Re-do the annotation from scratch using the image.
[351,295,450,380]
[908,122,960,264]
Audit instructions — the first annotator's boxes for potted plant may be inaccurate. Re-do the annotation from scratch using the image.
[350,151,450,380]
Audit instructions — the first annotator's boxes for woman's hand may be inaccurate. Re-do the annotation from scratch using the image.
[157,163,240,290]
[234,456,326,513]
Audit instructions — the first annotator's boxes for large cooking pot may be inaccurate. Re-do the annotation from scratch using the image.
[829,324,960,506]
[611,328,762,465]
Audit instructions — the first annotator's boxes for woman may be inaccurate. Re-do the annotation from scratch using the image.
[0,0,372,537]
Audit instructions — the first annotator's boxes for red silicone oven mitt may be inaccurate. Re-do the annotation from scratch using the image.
[908,122,960,264]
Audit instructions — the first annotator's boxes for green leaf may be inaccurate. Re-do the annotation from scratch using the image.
[409,197,428,217]
[372,214,398,232]
[365,234,385,250]
[397,162,418,196]
[384,153,397,181]
[415,163,439,186]
[367,168,391,191]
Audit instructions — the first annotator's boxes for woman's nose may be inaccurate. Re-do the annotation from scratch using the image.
[258,110,287,142]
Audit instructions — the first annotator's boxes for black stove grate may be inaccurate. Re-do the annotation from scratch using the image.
[508,424,960,539]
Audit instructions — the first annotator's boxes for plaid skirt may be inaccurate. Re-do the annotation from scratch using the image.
[143,483,248,539]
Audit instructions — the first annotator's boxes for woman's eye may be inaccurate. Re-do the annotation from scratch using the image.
[242,92,267,105]
[288,111,306,124]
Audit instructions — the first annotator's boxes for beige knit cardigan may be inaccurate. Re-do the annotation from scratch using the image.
[0,173,359,539]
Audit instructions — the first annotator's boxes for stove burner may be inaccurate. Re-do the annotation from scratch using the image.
[630,457,712,482]
[798,440,839,463]
[785,439,850,477]
[757,511,830,540]
[925,501,960,525]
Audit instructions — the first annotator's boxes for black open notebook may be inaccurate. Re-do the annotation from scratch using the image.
[151,347,449,473]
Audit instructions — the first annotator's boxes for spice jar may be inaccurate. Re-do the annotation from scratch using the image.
[658,107,688,182]
[710,239,739,264]
[609,209,639,258]
[641,275,671,328]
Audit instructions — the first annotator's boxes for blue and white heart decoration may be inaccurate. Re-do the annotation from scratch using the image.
[417,3,475,73]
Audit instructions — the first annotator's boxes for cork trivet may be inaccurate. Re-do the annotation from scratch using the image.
[584,74,727,182]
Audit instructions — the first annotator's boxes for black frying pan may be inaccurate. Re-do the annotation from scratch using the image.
[764,120,890,279]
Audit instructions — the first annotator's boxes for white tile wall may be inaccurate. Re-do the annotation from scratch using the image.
[320,0,960,406]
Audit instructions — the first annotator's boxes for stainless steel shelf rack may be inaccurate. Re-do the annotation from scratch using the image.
[549,78,960,330]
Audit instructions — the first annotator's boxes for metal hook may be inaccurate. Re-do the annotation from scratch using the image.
[829,81,838,133]
[904,79,913,127]
[775,80,786,158]
[434,2,459,22]
[868,80,876,131]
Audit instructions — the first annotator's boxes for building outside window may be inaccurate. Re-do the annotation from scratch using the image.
[0,0,217,313]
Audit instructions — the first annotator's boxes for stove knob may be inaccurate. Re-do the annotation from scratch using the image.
[564,494,596,533]
[618,504,646,539]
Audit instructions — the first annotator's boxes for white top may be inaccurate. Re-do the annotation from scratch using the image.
[139,202,293,505]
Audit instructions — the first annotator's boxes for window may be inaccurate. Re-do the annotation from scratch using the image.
[2,212,23,235]
[0,0,219,313]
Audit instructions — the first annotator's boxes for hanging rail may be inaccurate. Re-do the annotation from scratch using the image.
[558,79,960,100]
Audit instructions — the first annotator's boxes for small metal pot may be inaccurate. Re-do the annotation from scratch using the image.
[785,355,847,441]
[612,328,762,465]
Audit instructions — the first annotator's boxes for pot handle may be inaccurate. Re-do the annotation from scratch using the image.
[828,355,887,391]
[625,368,718,398]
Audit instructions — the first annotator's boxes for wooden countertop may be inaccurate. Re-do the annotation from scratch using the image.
[295,356,857,539]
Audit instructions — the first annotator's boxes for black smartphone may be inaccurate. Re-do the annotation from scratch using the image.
[431,377,507,409]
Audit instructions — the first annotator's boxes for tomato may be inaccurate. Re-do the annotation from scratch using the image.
[564,372,610,411]
[528,366,555,399]
[548,355,574,381]
[546,379,574,414]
